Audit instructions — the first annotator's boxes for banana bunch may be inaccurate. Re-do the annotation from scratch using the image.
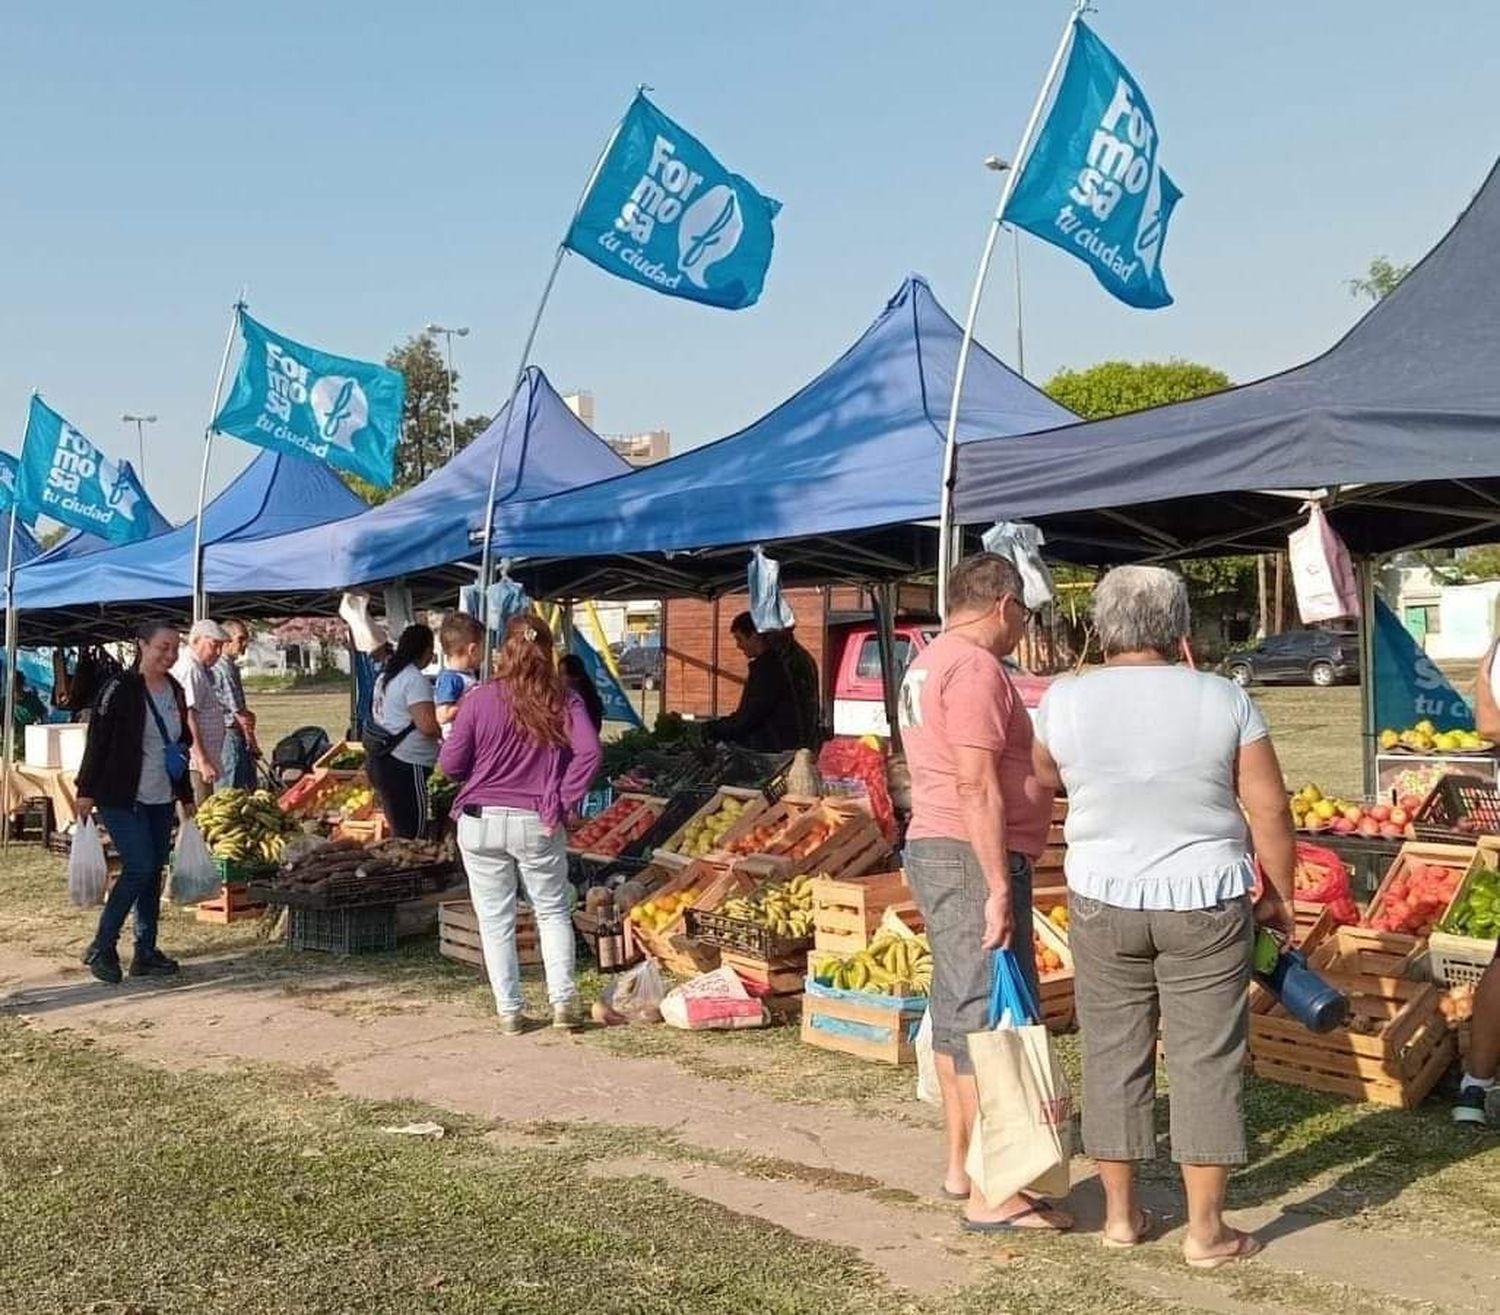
[196,788,299,864]
[817,928,933,996]
[719,873,816,939]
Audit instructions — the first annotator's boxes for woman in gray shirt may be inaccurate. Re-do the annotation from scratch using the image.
[1033,566,1295,1268]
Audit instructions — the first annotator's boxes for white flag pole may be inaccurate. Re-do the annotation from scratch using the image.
[1,499,18,849]
[191,296,246,622]
[476,103,633,674]
[936,1,1085,619]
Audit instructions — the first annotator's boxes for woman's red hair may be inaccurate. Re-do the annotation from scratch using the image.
[494,615,569,748]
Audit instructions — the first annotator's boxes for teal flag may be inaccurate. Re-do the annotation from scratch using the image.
[565,93,781,310]
[1373,597,1472,731]
[16,397,159,544]
[1005,20,1181,309]
[0,452,24,520]
[213,310,406,488]
[569,634,645,730]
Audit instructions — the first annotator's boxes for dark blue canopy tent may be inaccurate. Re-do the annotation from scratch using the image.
[200,367,630,612]
[952,156,1500,563]
[13,448,367,642]
[488,276,1072,600]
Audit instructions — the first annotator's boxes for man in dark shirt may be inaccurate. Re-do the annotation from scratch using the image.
[707,613,821,752]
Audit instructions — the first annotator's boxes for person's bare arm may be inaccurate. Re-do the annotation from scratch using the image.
[1238,736,1296,938]
[955,743,1013,949]
[407,700,440,739]
[1475,643,1500,741]
[1031,737,1062,792]
[435,702,462,727]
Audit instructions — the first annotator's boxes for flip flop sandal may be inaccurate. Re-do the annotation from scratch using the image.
[1185,1230,1263,1269]
[1101,1208,1158,1249]
[962,1201,1072,1234]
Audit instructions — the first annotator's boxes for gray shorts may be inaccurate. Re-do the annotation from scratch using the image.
[903,838,1038,1075]
[1070,892,1253,1165]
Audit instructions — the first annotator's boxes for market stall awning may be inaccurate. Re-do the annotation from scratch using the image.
[490,275,1074,599]
[198,367,630,613]
[952,155,1500,562]
[14,448,368,640]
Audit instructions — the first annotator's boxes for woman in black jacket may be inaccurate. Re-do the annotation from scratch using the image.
[75,621,195,984]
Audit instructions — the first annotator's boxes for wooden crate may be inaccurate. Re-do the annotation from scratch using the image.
[652,786,769,868]
[731,805,890,884]
[719,795,818,858]
[723,948,805,1020]
[438,899,540,970]
[800,978,926,1065]
[334,814,389,844]
[567,793,667,862]
[194,882,268,925]
[810,870,913,954]
[1361,841,1479,937]
[624,860,745,976]
[1032,904,1074,1033]
[1249,926,1455,1108]
[572,908,639,972]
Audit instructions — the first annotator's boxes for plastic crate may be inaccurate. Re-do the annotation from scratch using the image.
[1429,930,1497,987]
[688,908,812,959]
[286,904,397,954]
[1413,775,1500,842]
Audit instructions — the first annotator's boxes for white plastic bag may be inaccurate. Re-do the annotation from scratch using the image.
[981,521,1056,610]
[600,959,667,1023]
[914,1009,942,1105]
[1288,502,1360,623]
[168,819,220,906]
[67,818,108,907]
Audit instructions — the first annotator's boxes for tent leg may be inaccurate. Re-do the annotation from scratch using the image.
[872,583,903,751]
[1359,558,1378,797]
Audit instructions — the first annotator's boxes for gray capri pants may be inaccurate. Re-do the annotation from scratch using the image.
[903,838,1039,1076]
[1069,891,1253,1165]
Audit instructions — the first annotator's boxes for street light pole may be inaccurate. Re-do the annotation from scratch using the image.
[425,324,469,462]
[121,413,157,479]
[983,157,1026,379]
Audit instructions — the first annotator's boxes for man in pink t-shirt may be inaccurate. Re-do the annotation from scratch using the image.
[898,552,1067,1234]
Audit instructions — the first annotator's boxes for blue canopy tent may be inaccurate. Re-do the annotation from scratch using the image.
[199,367,630,613]
[13,449,368,642]
[486,276,1073,600]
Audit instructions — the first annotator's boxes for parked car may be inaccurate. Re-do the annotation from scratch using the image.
[1221,628,1360,688]
[615,644,663,691]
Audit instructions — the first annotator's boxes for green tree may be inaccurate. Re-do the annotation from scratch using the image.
[1348,255,1411,302]
[1042,359,1231,420]
[383,333,491,492]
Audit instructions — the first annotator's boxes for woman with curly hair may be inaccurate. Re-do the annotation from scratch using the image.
[438,616,602,1033]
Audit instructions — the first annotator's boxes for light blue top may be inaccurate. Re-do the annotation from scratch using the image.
[1034,665,1268,911]
[138,683,181,807]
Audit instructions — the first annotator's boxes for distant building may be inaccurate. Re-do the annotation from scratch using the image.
[1380,564,1500,660]
[562,390,671,467]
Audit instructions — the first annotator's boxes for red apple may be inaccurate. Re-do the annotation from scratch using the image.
[1399,794,1424,813]
[1379,823,1404,839]
[1331,817,1357,835]
[1370,804,1391,823]
[1389,807,1409,826]
[1342,805,1364,823]
[1358,817,1381,838]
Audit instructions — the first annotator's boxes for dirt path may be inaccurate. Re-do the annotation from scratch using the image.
[6,948,1498,1313]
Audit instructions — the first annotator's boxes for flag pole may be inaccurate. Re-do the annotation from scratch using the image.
[936,1,1085,619]
[476,104,633,673]
[1,500,17,849]
[191,297,245,621]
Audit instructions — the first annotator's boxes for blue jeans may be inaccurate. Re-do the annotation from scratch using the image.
[220,726,256,792]
[93,802,176,956]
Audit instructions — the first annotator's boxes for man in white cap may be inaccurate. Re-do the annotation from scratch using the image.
[172,619,229,803]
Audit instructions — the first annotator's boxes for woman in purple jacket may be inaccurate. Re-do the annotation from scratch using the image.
[439,616,602,1033]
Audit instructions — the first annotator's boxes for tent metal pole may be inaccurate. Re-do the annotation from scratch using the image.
[935,1,1082,620]
[191,299,244,621]
[1359,557,1378,796]
[2,503,17,848]
[478,106,630,675]
[873,581,903,751]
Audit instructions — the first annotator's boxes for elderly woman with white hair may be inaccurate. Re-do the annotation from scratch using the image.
[1032,565,1296,1268]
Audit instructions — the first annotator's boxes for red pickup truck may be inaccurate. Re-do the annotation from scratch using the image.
[829,622,1051,738]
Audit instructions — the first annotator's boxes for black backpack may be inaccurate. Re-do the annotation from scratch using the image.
[59,645,123,713]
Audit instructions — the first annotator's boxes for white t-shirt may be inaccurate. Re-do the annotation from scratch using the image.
[1034,665,1269,910]
[373,666,440,766]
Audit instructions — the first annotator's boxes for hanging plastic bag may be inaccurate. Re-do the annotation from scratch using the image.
[600,959,667,1023]
[168,819,220,906]
[914,1009,942,1105]
[963,949,1073,1206]
[67,818,108,907]
[748,546,796,633]
[1288,502,1359,623]
[981,521,1056,610]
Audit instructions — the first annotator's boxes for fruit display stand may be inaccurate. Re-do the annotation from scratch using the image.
[1430,844,1500,986]
[718,795,819,859]
[810,871,914,955]
[1361,841,1480,939]
[1249,924,1453,1108]
[1377,751,1498,808]
[728,803,890,884]
[800,977,927,1065]
[312,740,367,775]
[438,899,540,970]
[624,860,749,977]
[1032,907,1075,1032]
[568,793,667,861]
[1412,774,1500,842]
[652,786,768,868]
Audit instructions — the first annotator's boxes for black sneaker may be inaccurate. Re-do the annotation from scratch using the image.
[128,948,180,978]
[1452,1085,1493,1128]
[83,944,122,985]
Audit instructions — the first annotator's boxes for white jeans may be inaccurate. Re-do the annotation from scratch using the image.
[457,807,576,1014]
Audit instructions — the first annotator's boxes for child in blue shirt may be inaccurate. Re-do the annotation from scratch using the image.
[435,612,484,738]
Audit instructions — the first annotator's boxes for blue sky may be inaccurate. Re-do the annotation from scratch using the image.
[2,1,1494,520]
